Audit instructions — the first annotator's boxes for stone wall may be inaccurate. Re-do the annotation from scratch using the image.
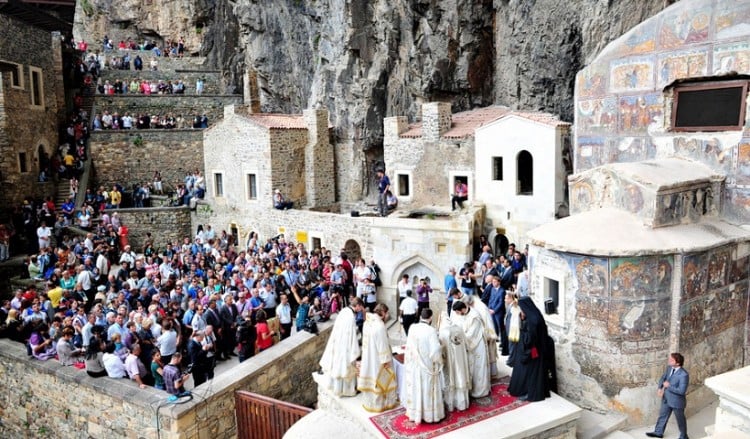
[0,320,333,439]
[97,70,224,95]
[0,15,63,209]
[384,134,475,208]
[0,339,166,438]
[110,206,192,252]
[93,94,242,122]
[90,129,203,191]
[303,109,335,207]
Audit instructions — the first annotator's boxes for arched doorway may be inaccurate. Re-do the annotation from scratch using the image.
[517,150,533,195]
[494,234,509,259]
[343,239,361,262]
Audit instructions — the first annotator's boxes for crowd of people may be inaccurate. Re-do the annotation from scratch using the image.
[92,110,208,130]
[96,78,199,95]
[319,239,556,426]
[78,35,187,59]
[0,220,389,396]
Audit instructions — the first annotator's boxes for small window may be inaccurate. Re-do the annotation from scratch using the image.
[517,150,533,195]
[214,173,223,197]
[246,174,257,200]
[672,80,747,132]
[492,157,503,181]
[9,63,23,88]
[397,173,410,197]
[311,237,321,252]
[18,152,28,173]
[29,66,43,107]
[543,277,559,314]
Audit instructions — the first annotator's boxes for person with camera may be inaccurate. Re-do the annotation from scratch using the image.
[163,352,190,395]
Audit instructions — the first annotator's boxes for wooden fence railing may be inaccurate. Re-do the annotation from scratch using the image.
[235,391,312,439]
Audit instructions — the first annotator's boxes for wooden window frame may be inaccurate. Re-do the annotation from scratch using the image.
[671,80,747,132]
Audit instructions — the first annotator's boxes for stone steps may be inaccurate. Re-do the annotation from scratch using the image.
[576,410,629,439]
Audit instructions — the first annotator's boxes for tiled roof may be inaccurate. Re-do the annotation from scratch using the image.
[398,107,568,139]
[443,106,511,138]
[399,106,511,139]
[241,113,308,130]
[507,112,570,127]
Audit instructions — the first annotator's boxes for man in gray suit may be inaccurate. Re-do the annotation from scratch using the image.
[646,352,689,439]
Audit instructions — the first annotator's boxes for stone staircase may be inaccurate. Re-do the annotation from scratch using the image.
[85,48,242,200]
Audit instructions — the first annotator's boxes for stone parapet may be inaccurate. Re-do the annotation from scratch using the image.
[705,366,750,437]
[107,206,192,251]
[92,94,243,122]
[0,319,333,438]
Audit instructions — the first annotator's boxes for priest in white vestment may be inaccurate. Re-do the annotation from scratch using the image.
[404,309,445,424]
[319,300,364,396]
[357,303,398,412]
[468,295,499,379]
[438,312,471,411]
[452,301,490,398]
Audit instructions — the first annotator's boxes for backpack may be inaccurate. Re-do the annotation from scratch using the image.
[369,265,382,287]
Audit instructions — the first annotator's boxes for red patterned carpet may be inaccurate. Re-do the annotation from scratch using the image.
[369,381,527,439]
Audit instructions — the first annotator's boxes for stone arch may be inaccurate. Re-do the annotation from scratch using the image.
[343,239,361,262]
[388,255,443,291]
[517,150,533,195]
[492,232,510,258]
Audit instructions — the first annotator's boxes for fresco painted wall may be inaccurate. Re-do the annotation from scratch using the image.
[530,241,749,422]
[574,0,750,223]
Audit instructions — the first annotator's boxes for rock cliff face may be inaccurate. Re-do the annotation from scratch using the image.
[74,0,673,201]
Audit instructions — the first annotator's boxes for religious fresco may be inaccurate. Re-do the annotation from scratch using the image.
[576,295,610,325]
[715,3,750,40]
[616,22,657,56]
[682,253,709,302]
[713,42,750,75]
[576,66,608,98]
[610,137,656,165]
[673,137,732,174]
[680,286,749,347]
[609,57,655,93]
[576,136,609,171]
[610,256,672,298]
[656,49,708,87]
[736,141,750,185]
[607,298,671,342]
[570,179,595,213]
[729,254,749,283]
[576,97,617,133]
[708,247,730,289]
[617,94,663,133]
[657,6,711,50]
[617,180,646,214]
[571,255,608,297]
[724,187,750,223]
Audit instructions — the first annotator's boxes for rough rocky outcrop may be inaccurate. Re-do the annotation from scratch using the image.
[74,0,674,201]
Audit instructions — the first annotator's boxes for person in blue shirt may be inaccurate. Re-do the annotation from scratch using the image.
[444,267,457,315]
[376,169,390,217]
